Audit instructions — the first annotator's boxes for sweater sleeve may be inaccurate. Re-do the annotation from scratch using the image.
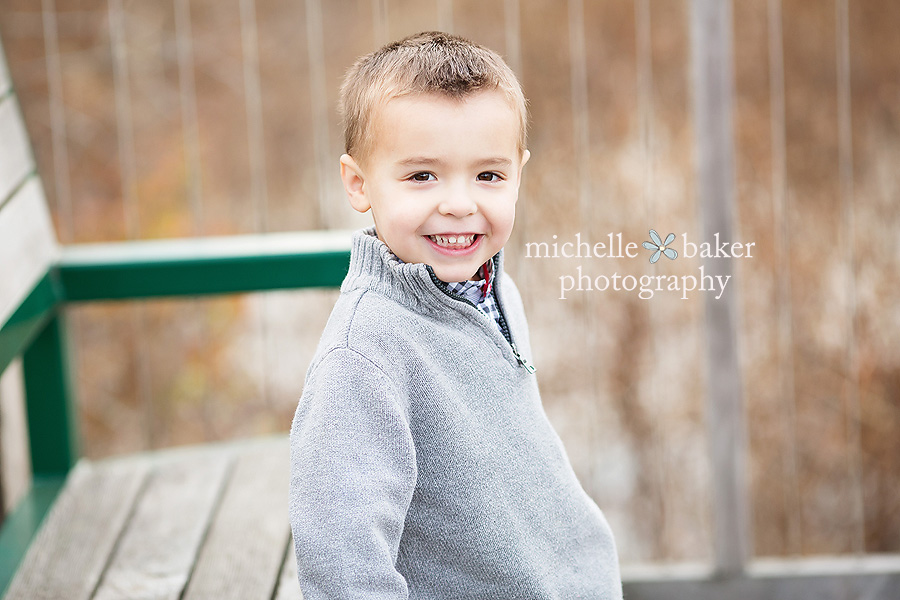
[289,347,417,599]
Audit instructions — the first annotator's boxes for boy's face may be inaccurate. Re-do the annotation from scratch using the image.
[340,90,529,282]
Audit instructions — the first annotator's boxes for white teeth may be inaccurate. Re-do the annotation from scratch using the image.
[430,234,475,247]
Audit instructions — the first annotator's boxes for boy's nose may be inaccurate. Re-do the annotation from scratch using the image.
[437,186,477,217]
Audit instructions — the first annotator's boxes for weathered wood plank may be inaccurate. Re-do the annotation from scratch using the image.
[183,438,290,600]
[0,178,59,329]
[4,457,151,600]
[689,0,749,575]
[274,537,303,600]
[91,448,234,600]
[0,97,34,207]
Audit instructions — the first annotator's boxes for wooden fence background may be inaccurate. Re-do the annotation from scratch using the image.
[0,0,898,567]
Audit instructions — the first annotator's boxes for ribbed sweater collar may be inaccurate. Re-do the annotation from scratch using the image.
[341,227,505,317]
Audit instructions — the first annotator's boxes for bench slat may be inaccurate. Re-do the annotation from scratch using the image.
[92,448,234,600]
[0,97,34,207]
[275,537,303,600]
[4,458,151,600]
[183,439,290,600]
[0,178,59,329]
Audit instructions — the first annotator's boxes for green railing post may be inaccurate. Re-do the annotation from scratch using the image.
[22,311,78,476]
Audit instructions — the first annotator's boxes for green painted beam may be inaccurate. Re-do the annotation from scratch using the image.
[58,230,352,302]
[22,312,78,477]
[0,272,60,376]
[0,476,66,597]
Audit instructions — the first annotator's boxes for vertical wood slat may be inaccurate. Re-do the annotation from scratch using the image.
[766,0,802,555]
[239,0,269,235]
[635,0,654,223]
[834,0,865,556]
[567,0,590,226]
[41,0,74,243]
[304,0,331,229]
[182,440,290,599]
[91,450,234,600]
[565,0,607,511]
[174,0,204,235]
[437,0,454,33]
[238,0,273,409]
[108,0,157,449]
[503,0,521,73]
[634,0,674,558]
[689,0,750,574]
[4,458,152,600]
[372,0,389,47]
[107,0,139,240]
[0,35,9,96]
[501,0,524,284]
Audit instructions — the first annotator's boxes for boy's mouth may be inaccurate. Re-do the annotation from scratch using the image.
[427,233,478,249]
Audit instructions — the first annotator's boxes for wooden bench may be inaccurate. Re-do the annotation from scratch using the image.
[5,439,298,600]
[0,37,350,599]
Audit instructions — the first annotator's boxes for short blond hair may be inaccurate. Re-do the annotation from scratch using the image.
[340,31,528,162]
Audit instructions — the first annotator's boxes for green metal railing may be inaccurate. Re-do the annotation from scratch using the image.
[0,231,351,595]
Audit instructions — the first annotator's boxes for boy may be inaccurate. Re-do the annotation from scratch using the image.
[290,31,622,598]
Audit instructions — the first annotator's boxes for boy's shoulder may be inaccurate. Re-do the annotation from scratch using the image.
[308,286,421,375]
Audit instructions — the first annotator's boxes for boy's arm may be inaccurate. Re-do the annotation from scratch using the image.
[289,347,416,599]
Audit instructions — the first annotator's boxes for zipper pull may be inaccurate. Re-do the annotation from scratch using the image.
[511,343,536,374]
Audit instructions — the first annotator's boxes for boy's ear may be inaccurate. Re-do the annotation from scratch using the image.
[516,149,531,187]
[340,154,370,213]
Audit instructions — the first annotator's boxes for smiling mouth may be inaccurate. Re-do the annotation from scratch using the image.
[427,234,478,249]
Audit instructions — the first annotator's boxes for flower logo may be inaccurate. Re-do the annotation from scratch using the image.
[643,229,678,263]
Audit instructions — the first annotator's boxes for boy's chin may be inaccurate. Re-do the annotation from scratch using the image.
[430,263,481,284]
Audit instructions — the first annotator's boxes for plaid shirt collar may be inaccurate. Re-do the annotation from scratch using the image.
[444,259,493,303]
[388,250,502,331]
[438,259,501,331]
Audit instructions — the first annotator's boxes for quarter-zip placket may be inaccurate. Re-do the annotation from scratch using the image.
[427,264,536,374]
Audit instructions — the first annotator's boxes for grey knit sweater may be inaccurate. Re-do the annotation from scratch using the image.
[289,228,622,599]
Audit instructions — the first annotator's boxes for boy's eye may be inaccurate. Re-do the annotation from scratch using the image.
[410,172,436,182]
[476,172,503,182]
